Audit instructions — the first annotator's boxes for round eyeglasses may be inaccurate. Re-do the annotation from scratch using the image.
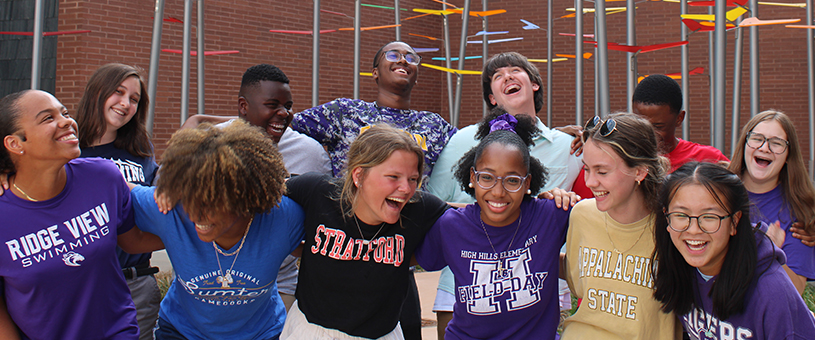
[472,168,529,193]
[666,212,733,234]
[746,132,789,154]
[583,116,617,142]
[380,50,422,66]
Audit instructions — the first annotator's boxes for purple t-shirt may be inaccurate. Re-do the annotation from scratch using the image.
[682,230,815,339]
[415,197,570,340]
[0,158,138,340]
[749,185,815,280]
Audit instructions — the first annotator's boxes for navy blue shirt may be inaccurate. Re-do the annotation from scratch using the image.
[82,142,159,268]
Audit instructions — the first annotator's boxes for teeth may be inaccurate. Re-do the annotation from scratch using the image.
[593,191,608,197]
[487,201,508,208]
[58,134,77,141]
[504,84,521,94]
[113,108,127,116]
[686,240,706,245]
[387,197,406,203]
[195,224,214,231]
[394,68,408,75]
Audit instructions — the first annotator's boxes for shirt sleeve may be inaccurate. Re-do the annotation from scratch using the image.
[291,99,345,146]
[415,211,450,272]
[285,172,327,209]
[280,197,306,253]
[130,185,173,237]
[782,229,815,280]
[113,163,135,236]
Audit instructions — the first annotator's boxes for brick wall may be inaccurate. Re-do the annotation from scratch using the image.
[47,0,815,163]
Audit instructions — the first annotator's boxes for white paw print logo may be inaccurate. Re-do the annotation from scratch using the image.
[62,252,85,267]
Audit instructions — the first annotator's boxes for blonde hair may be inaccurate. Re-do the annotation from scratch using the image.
[728,110,815,232]
[339,124,425,218]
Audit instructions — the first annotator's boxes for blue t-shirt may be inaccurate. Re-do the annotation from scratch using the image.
[131,186,305,340]
[415,197,571,340]
[749,185,815,280]
[81,142,159,268]
[0,158,138,340]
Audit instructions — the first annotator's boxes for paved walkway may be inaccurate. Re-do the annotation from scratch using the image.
[151,251,442,340]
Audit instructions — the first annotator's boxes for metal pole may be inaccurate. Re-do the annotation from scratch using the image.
[680,0,689,140]
[575,0,583,125]
[353,0,361,99]
[547,0,553,125]
[312,0,320,107]
[626,0,636,113]
[596,0,610,117]
[749,0,759,117]
[807,0,814,176]
[394,0,400,40]
[146,0,165,135]
[180,0,192,125]
[731,19,744,154]
[197,0,205,115]
[482,0,489,117]
[713,0,726,152]
[452,0,471,126]
[31,0,44,90]
[443,4,454,118]
[708,7,714,145]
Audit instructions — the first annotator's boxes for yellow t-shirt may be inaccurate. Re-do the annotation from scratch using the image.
[562,199,681,340]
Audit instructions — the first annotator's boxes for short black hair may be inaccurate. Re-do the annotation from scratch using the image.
[632,74,683,115]
[240,64,289,95]
[373,41,416,68]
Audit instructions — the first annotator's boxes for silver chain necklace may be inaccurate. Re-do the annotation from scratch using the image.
[479,209,522,277]
[354,215,387,247]
[212,216,253,288]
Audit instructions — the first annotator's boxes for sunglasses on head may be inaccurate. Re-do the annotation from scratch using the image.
[583,116,617,141]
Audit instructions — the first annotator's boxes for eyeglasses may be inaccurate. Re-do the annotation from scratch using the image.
[746,132,789,154]
[666,212,733,234]
[583,116,617,141]
[472,168,529,193]
[378,50,422,66]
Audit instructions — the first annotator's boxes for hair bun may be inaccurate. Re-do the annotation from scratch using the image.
[489,113,518,133]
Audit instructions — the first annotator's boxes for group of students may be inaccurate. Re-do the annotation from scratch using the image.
[0,39,814,340]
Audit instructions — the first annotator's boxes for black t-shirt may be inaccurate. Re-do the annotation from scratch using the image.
[287,173,448,338]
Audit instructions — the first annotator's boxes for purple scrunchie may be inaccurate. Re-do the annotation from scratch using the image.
[489,113,518,133]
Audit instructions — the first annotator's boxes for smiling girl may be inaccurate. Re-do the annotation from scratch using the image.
[652,162,815,338]
[280,124,448,340]
[728,110,815,294]
[415,109,575,339]
[561,113,680,339]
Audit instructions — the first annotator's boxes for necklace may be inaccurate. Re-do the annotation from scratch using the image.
[603,213,648,255]
[354,215,387,247]
[12,180,39,202]
[213,216,254,288]
[479,209,522,277]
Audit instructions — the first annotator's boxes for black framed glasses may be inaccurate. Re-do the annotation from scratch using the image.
[583,116,617,141]
[472,168,529,192]
[666,212,734,234]
[746,132,789,154]
[380,50,422,66]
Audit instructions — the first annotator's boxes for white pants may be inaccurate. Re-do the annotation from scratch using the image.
[280,301,405,340]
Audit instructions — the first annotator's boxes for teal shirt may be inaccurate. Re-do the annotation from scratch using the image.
[426,117,582,203]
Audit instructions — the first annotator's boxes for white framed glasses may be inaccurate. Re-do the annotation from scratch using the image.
[472,168,529,192]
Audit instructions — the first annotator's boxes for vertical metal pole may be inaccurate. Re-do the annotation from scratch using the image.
[394,0,401,40]
[596,0,610,117]
[807,0,814,176]
[680,0,689,140]
[443,5,454,117]
[626,0,636,113]
[749,0,759,117]
[482,0,489,117]
[708,7,714,145]
[30,0,44,90]
[197,0,205,115]
[146,0,165,135]
[312,0,320,107]
[353,0,361,100]
[547,0,553,125]
[452,0,471,126]
[575,0,583,125]
[180,0,192,125]
[713,0,726,152]
[594,46,599,118]
[731,20,744,154]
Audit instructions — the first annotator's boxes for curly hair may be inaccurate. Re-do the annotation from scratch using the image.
[632,74,683,115]
[454,106,547,197]
[339,124,425,218]
[75,63,152,157]
[155,120,288,219]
